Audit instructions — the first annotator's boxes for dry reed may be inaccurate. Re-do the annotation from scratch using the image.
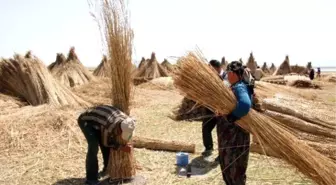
[90,0,135,180]
[273,55,291,75]
[49,48,95,87]
[93,55,111,77]
[0,54,89,107]
[172,50,336,185]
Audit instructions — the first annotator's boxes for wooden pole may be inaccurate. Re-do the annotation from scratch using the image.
[132,136,196,153]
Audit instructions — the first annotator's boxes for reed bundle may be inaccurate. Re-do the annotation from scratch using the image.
[0,53,89,107]
[246,52,257,75]
[172,50,336,185]
[93,55,111,77]
[49,48,95,87]
[273,55,291,75]
[90,0,135,180]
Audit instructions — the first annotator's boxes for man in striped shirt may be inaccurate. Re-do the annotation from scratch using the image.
[78,105,135,185]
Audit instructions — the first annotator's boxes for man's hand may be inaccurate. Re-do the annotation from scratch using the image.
[119,144,133,153]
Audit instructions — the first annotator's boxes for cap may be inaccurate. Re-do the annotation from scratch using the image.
[120,117,135,141]
[227,61,244,76]
[209,60,221,68]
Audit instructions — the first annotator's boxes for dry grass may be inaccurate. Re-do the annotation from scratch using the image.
[2,78,335,184]
[172,50,336,185]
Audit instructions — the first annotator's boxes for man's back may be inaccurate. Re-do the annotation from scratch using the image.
[254,69,263,80]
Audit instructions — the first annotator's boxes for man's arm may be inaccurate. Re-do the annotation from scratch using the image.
[227,85,252,122]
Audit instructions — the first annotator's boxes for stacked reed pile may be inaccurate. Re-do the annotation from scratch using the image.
[0,51,89,107]
[48,47,95,87]
[273,55,291,75]
[93,55,111,77]
[246,52,258,75]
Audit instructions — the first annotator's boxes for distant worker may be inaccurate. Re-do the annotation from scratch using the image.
[201,60,224,160]
[78,105,135,185]
[254,66,264,81]
[309,68,315,80]
[317,67,321,78]
[217,61,252,185]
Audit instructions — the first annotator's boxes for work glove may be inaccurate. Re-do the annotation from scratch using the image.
[119,143,133,153]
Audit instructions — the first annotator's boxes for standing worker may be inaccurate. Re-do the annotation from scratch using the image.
[309,68,315,80]
[78,105,136,185]
[317,67,321,78]
[254,66,264,81]
[201,60,224,160]
[217,61,252,185]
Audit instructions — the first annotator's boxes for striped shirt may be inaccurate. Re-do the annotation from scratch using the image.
[79,105,128,147]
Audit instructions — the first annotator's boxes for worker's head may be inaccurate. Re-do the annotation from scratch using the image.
[257,66,260,69]
[226,61,244,84]
[209,60,222,74]
[115,117,135,142]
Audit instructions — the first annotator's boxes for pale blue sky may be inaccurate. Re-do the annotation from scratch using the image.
[0,0,335,67]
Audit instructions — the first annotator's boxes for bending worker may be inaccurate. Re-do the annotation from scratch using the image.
[217,61,252,185]
[78,105,135,185]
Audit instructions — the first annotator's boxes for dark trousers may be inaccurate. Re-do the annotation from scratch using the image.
[202,117,217,151]
[78,118,110,181]
[216,117,250,185]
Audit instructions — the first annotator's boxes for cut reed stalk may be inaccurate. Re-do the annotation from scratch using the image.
[90,0,135,181]
[173,50,336,185]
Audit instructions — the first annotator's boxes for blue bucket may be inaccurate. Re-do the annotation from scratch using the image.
[176,152,189,166]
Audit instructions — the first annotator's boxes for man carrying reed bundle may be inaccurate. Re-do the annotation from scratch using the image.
[216,61,253,185]
[78,105,135,185]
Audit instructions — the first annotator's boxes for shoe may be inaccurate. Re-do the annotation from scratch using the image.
[85,180,100,185]
[214,156,219,162]
[98,170,108,179]
[201,149,213,157]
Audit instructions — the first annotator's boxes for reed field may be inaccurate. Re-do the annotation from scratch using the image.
[0,68,335,185]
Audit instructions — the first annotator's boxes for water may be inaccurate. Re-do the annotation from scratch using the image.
[318,67,336,72]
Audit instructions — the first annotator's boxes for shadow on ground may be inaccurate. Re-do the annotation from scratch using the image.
[52,178,85,185]
[175,155,219,177]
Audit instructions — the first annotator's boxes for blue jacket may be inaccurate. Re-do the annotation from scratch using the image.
[229,81,252,120]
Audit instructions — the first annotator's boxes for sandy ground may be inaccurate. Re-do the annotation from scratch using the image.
[0,76,335,185]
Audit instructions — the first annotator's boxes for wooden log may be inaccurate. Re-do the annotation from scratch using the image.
[132,136,196,153]
[264,110,335,138]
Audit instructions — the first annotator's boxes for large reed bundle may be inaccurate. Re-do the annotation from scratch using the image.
[269,63,276,73]
[161,59,174,73]
[138,57,147,69]
[173,50,336,185]
[261,62,270,74]
[220,56,228,70]
[0,52,89,107]
[291,64,308,74]
[93,55,111,77]
[246,52,257,75]
[134,52,169,79]
[49,48,95,87]
[90,0,136,181]
[273,55,291,75]
[307,62,313,71]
